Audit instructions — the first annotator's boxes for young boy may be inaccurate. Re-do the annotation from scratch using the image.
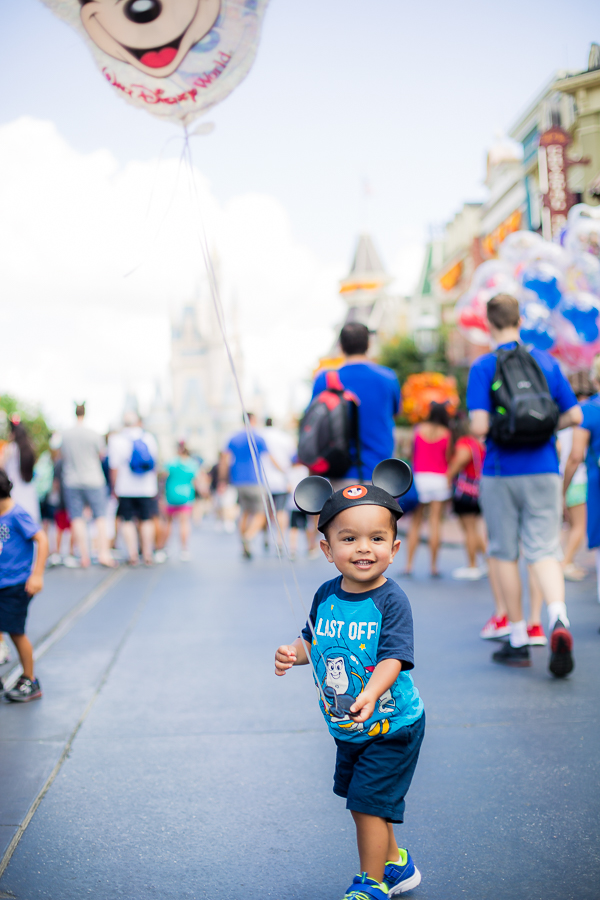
[275,465,425,899]
[0,467,48,702]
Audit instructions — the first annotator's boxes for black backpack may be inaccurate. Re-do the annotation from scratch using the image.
[297,371,362,479]
[489,344,559,447]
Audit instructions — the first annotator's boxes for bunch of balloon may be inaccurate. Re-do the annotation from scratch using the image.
[40,0,270,127]
[455,204,600,372]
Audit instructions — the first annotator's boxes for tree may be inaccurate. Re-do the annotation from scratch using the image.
[0,395,51,458]
[378,336,426,387]
[378,330,469,421]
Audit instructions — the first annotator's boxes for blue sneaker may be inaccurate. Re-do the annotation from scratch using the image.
[342,872,389,899]
[384,849,421,895]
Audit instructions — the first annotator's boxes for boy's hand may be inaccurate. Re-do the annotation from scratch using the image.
[25,574,44,596]
[349,691,376,723]
[275,644,297,676]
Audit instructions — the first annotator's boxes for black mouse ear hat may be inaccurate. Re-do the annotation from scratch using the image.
[294,459,413,532]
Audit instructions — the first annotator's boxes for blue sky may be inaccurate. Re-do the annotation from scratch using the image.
[2,1,597,275]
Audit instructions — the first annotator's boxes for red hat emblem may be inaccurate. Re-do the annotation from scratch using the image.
[342,485,368,500]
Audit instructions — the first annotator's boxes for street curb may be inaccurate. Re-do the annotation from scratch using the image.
[1,568,125,692]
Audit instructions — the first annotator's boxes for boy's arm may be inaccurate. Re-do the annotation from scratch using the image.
[349,658,402,723]
[25,530,49,596]
[274,636,311,676]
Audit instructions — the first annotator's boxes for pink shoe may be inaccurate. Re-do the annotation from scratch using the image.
[480,614,510,640]
[527,623,547,646]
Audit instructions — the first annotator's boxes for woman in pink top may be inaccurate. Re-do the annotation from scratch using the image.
[404,403,452,578]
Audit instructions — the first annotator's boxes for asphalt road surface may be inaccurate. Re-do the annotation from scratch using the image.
[1,525,599,899]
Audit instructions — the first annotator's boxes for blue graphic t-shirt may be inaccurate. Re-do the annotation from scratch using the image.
[466,342,577,477]
[0,504,38,589]
[227,430,268,485]
[312,363,401,481]
[301,576,423,743]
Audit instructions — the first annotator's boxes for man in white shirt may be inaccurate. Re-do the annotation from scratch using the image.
[108,412,158,565]
[61,403,114,568]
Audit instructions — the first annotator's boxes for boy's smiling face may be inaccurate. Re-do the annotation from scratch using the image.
[320,504,400,593]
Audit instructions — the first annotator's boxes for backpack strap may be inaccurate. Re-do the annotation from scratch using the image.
[324,370,363,482]
[325,370,344,393]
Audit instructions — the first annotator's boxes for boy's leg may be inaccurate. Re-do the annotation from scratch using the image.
[10,633,34,680]
[351,810,389,883]
[386,822,400,862]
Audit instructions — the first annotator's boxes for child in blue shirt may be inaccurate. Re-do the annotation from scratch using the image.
[275,461,425,899]
[0,468,48,702]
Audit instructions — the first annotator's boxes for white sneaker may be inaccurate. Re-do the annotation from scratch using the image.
[153,549,168,564]
[179,550,191,562]
[63,555,80,569]
[0,638,11,665]
[452,566,486,581]
[47,553,62,567]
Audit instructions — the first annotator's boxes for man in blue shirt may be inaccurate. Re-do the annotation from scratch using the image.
[467,293,582,675]
[312,323,401,486]
[218,413,271,559]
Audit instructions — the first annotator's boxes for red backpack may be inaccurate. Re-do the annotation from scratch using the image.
[297,371,362,479]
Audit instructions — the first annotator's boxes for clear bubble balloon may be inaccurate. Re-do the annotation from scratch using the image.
[520,261,564,309]
[519,301,555,351]
[559,292,600,344]
[565,204,600,260]
[498,230,544,268]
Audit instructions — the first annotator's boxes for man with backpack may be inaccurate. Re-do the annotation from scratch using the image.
[108,412,158,566]
[303,323,400,487]
[467,294,582,676]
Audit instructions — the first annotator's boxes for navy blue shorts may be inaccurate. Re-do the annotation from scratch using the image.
[0,583,33,635]
[333,712,425,823]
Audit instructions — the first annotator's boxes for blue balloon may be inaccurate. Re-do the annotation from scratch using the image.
[520,326,555,351]
[522,274,562,309]
[561,305,599,343]
[519,301,555,350]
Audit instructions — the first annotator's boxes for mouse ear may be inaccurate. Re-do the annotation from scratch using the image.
[372,459,413,497]
[294,476,334,515]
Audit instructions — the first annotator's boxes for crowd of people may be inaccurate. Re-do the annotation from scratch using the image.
[1,299,600,702]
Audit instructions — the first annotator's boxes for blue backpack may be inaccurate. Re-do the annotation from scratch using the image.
[129,437,155,475]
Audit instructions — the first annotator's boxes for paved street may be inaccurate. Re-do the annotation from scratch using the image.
[1,524,599,899]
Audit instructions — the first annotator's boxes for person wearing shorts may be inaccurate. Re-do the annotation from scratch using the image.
[286,460,318,559]
[108,413,158,566]
[61,403,114,569]
[219,414,271,559]
[163,442,199,562]
[404,402,452,578]
[468,293,581,675]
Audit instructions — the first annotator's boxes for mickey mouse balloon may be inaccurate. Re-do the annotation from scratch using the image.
[41,0,270,126]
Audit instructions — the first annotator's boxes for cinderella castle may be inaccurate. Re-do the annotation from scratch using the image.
[145,282,243,466]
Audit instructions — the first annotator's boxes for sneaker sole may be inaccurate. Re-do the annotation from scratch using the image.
[528,636,548,646]
[549,628,574,678]
[389,867,422,896]
[480,628,511,640]
[492,652,531,667]
[6,691,42,703]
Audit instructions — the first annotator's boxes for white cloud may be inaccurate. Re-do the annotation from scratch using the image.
[0,117,343,433]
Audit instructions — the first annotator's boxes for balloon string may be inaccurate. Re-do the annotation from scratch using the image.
[124,135,189,279]
[181,131,327,706]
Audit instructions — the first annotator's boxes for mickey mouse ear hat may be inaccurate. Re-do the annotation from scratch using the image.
[294,459,413,532]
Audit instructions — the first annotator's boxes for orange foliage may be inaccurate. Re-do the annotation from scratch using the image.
[401,372,460,424]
